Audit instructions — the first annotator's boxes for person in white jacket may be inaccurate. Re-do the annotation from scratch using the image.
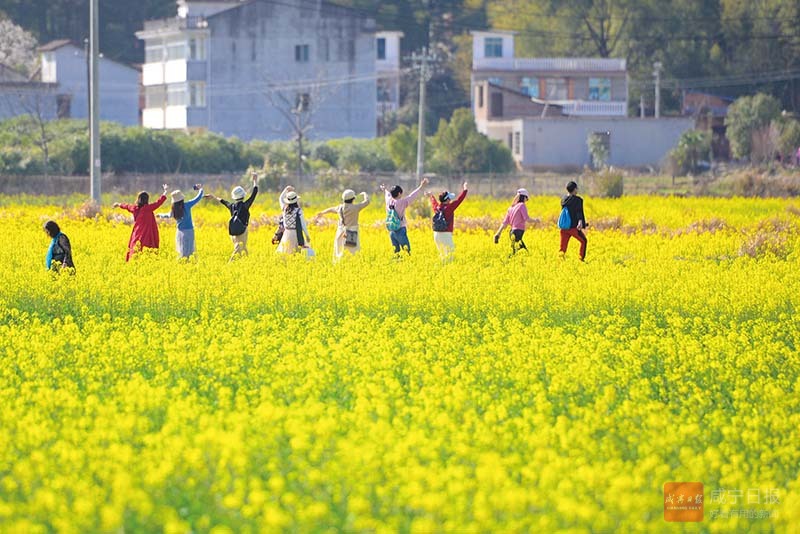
[276,186,311,255]
[315,189,370,262]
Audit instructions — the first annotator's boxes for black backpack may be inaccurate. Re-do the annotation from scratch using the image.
[432,206,448,232]
[228,202,247,236]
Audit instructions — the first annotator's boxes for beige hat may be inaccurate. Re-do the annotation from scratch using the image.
[285,191,299,203]
[516,188,530,197]
[170,190,184,203]
[342,189,356,201]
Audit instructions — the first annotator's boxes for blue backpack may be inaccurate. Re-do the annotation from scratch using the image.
[385,204,402,231]
[558,206,571,230]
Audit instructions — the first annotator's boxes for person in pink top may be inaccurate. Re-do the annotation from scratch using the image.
[113,184,168,261]
[380,177,429,254]
[494,188,537,256]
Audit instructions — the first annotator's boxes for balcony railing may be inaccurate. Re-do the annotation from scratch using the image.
[474,57,626,73]
[561,101,627,117]
[142,16,208,32]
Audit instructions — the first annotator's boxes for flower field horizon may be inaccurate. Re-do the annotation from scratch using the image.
[0,192,798,533]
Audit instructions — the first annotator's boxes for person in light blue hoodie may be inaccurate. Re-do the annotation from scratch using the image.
[166,184,204,258]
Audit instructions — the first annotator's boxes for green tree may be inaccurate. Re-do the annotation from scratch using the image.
[428,108,514,174]
[386,124,424,172]
[725,93,782,160]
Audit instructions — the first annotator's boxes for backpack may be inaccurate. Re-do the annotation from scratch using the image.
[558,206,572,230]
[228,201,247,236]
[432,206,448,232]
[385,204,402,231]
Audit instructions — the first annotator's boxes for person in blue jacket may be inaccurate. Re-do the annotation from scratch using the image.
[166,184,204,258]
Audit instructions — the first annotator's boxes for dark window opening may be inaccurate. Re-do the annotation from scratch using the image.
[490,92,503,118]
[377,37,386,60]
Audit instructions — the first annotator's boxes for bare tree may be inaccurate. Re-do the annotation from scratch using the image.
[262,72,334,185]
[1,86,57,177]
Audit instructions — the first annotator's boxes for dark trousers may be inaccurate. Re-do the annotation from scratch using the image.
[510,229,527,255]
[560,228,587,259]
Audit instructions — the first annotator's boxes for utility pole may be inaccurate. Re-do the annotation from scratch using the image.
[89,0,101,203]
[653,61,662,119]
[640,93,645,119]
[408,47,436,179]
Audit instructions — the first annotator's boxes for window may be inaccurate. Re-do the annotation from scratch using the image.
[321,38,330,61]
[477,86,484,108]
[589,78,611,101]
[41,52,56,82]
[347,40,355,61]
[377,37,386,60]
[545,78,567,100]
[167,84,187,106]
[188,38,206,60]
[145,86,166,108]
[251,40,257,61]
[296,93,310,112]
[295,44,310,62]
[520,77,539,98]
[513,131,521,155]
[145,45,164,63]
[490,92,503,118]
[507,132,512,149]
[377,79,391,102]
[166,41,186,61]
[56,94,71,119]
[484,37,503,58]
[189,82,206,107]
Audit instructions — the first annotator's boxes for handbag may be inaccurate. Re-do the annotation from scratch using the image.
[271,215,284,245]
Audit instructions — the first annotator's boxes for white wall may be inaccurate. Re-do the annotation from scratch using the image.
[504,117,694,168]
[50,44,139,125]
[471,32,515,61]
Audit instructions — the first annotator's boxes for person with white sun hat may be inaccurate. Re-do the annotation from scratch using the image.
[315,188,370,261]
[276,186,312,256]
[207,172,258,261]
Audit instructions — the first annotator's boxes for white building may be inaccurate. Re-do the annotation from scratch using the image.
[471,31,692,169]
[136,0,379,140]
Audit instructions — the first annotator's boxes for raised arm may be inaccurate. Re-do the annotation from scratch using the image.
[356,192,370,209]
[245,185,258,208]
[451,182,468,210]
[185,187,204,209]
[315,206,339,217]
[279,185,294,210]
[115,203,135,213]
[404,177,429,204]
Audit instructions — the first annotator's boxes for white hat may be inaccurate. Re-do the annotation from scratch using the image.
[170,190,184,203]
[231,186,246,200]
[342,189,356,201]
[285,191,299,203]
[516,188,530,197]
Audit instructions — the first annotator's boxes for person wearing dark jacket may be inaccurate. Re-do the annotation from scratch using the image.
[559,181,587,261]
[44,220,75,273]
[208,172,258,261]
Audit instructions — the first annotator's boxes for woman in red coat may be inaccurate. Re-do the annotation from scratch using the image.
[114,184,168,261]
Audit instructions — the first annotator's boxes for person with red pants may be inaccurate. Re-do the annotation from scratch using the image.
[559,181,587,261]
[114,184,168,261]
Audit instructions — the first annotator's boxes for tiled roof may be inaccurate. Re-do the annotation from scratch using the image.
[37,39,74,52]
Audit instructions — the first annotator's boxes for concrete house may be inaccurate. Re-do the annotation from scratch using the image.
[1,41,138,125]
[38,40,140,125]
[136,0,378,141]
[471,31,692,169]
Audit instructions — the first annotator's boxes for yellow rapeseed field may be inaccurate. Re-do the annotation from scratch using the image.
[0,191,798,533]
